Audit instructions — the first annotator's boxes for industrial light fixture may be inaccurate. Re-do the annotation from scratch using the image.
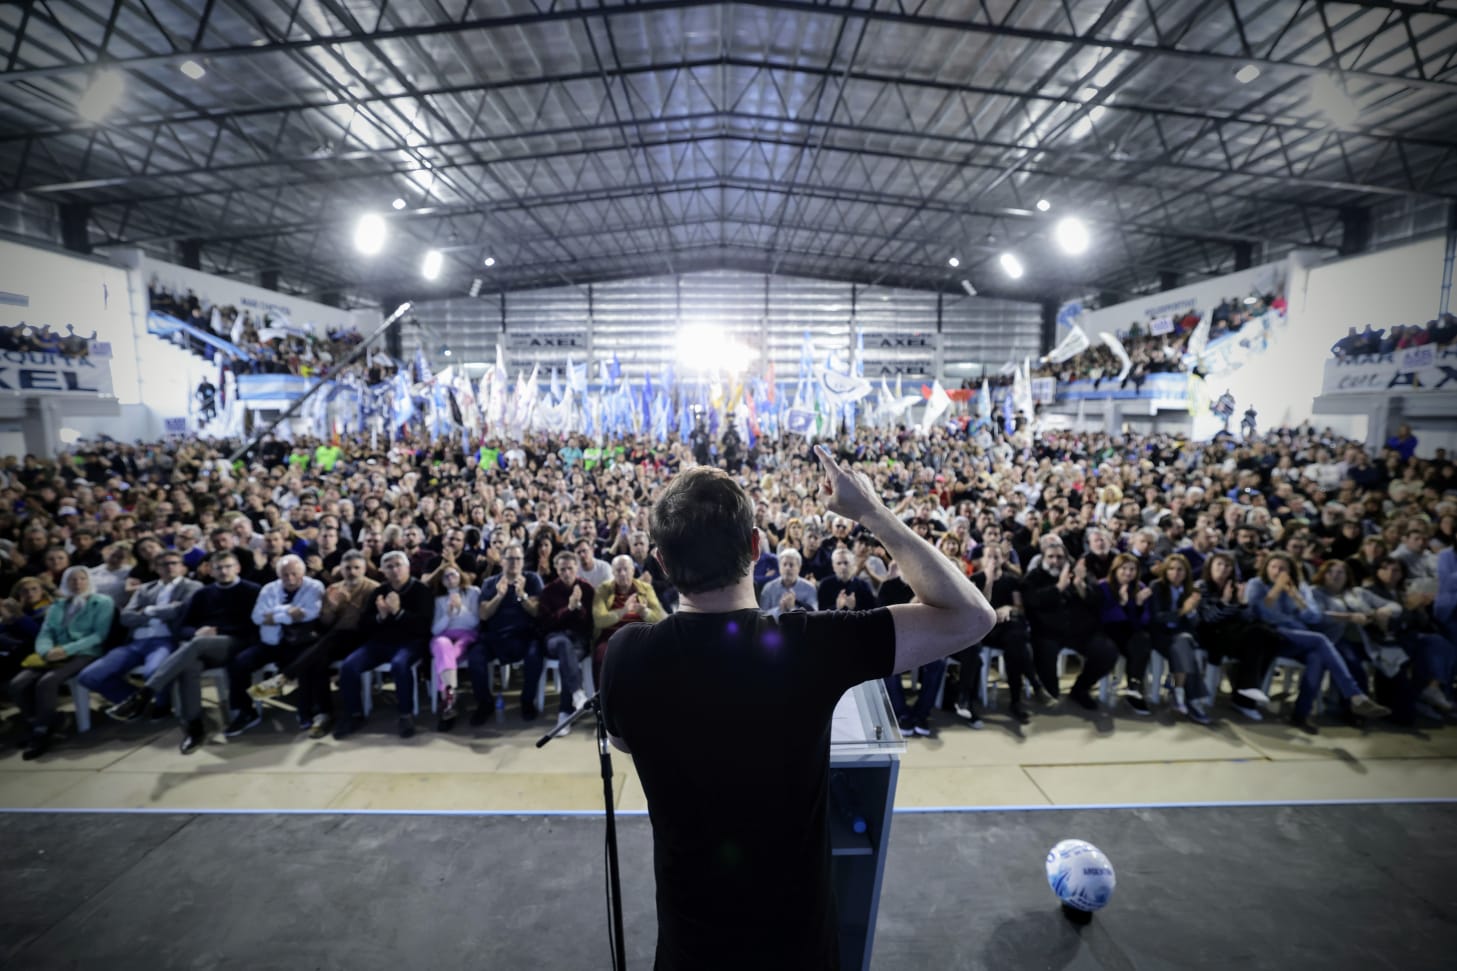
[483,256,496,267]
[960,279,978,297]
[948,256,960,268]
[76,70,125,122]
[391,197,407,210]
[179,60,206,80]
[1036,199,1051,212]
[1243,296,1258,305]
[1235,64,1260,84]
[469,278,483,297]
[422,249,444,281]
[353,213,387,255]
[999,252,1024,280]
[1054,216,1090,255]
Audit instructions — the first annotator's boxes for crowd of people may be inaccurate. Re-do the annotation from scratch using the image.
[147,279,364,377]
[0,322,94,357]
[1330,314,1457,359]
[1038,290,1286,387]
[2,417,1454,761]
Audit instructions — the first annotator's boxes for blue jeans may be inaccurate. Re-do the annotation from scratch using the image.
[1402,632,1457,696]
[543,631,587,713]
[884,659,946,726]
[78,638,175,705]
[338,640,422,719]
[1272,628,1363,718]
[467,633,543,712]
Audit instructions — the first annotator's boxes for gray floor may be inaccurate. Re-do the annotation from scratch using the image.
[2,804,1454,970]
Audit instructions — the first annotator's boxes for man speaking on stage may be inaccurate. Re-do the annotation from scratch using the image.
[601,445,996,969]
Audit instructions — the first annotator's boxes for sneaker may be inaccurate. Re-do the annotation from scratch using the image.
[106,689,152,723]
[1236,687,1271,706]
[247,674,295,703]
[555,711,572,736]
[953,702,973,720]
[1170,695,1188,717]
[223,707,261,737]
[179,720,206,755]
[1350,695,1392,720]
[398,715,416,739]
[571,689,589,712]
[332,714,361,740]
[1033,686,1055,706]
[1186,702,1212,726]
[1009,703,1031,726]
[1419,683,1454,714]
[1232,694,1264,718]
[912,721,934,737]
[21,730,50,761]
[308,714,333,739]
[1125,693,1151,716]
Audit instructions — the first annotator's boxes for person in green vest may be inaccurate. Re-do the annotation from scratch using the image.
[478,444,501,470]
[582,446,603,471]
[287,447,310,471]
[313,442,342,471]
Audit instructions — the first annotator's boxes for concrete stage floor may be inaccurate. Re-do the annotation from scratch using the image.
[2,803,1454,970]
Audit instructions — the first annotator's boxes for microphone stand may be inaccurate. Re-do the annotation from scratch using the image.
[537,694,627,971]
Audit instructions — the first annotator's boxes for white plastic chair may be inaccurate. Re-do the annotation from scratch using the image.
[360,659,422,717]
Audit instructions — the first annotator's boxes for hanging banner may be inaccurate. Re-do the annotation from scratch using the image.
[0,350,114,397]
[1321,347,1457,394]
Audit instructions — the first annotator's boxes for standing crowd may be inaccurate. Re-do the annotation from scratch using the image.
[2,419,1454,760]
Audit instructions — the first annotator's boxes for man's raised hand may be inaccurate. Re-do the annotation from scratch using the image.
[813,445,881,523]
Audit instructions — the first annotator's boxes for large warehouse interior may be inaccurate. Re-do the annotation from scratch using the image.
[2,2,1456,969]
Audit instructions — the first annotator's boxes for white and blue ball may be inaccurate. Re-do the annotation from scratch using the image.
[1045,839,1116,912]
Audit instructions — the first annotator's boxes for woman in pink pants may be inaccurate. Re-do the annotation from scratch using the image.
[429,565,481,730]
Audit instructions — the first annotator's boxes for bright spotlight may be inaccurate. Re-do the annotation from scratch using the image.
[353,213,387,255]
[483,256,496,267]
[76,70,125,122]
[999,252,1024,280]
[1054,217,1090,255]
[676,322,758,374]
[391,197,407,210]
[1235,64,1260,84]
[1310,75,1358,127]
[422,249,444,281]
[1036,199,1051,212]
[1242,296,1257,306]
[948,256,960,268]
[179,60,206,81]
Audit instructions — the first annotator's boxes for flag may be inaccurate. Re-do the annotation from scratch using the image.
[786,408,817,437]
[549,366,564,405]
[1014,357,1035,427]
[1100,332,1133,382]
[1002,387,1015,435]
[567,355,588,395]
[1045,323,1090,364]
[978,378,992,421]
[608,351,622,386]
[921,379,951,431]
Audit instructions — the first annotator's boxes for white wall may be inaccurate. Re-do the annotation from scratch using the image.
[1293,236,1447,346]
[0,239,136,402]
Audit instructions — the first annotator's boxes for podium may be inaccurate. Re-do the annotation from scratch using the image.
[830,679,906,971]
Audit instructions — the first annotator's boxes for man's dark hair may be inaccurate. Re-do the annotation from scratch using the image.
[210,550,238,567]
[650,467,754,594]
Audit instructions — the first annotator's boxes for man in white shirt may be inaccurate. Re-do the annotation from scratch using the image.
[225,555,325,737]
[574,537,612,587]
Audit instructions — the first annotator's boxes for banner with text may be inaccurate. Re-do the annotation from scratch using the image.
[1321,347,1457,395]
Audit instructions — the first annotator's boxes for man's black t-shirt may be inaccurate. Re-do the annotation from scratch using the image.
[601,607,895,970]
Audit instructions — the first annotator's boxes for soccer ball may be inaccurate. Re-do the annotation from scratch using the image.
[1045,839,1116,912]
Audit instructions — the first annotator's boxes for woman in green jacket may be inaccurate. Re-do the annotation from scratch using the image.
[9,567,115,760]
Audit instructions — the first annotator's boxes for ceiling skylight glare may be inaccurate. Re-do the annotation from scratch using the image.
[999,252,1025,279]
[422,249,444,281]
[76,70,125,122]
